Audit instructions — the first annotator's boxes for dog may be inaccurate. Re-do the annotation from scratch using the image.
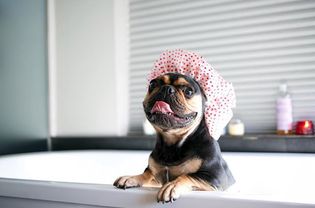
[114,73,235,203]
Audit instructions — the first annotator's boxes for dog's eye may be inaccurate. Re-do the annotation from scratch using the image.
[183,87,194,98]
[149,80,158,92]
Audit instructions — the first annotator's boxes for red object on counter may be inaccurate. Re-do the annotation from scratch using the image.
[295,120,314,135]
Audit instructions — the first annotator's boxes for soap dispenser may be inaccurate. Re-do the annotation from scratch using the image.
[276,81,293,135]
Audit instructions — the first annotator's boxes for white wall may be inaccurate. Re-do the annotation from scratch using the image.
[48,0,129,137]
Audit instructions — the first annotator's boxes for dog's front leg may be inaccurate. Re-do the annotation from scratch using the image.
[157,175,216,203]
[114,168,161,189]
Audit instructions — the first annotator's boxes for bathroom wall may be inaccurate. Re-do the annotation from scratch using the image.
[49,0,129,137]
[0,0,48,154]
[0,0,129,154]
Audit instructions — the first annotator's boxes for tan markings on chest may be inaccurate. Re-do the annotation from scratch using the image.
[148,156,202,184]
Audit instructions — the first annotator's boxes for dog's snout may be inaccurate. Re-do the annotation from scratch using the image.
[161,85,175,95]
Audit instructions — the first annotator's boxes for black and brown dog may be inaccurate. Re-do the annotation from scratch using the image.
[114,73,235,203]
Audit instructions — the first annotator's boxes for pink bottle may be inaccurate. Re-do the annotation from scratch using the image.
[276,82,293,135]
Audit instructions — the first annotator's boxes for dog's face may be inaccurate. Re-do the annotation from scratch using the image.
[143,73,206,135]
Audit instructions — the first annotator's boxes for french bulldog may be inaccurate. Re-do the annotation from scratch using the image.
[114,73,235,203]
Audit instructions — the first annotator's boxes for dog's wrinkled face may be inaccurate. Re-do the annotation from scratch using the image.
[143,73,205,134]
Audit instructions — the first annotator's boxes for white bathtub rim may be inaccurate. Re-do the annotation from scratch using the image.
[0,178,314,208]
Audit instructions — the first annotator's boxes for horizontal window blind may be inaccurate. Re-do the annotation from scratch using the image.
[129,0,315,134]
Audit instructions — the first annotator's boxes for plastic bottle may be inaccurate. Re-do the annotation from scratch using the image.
[276,82,293,135]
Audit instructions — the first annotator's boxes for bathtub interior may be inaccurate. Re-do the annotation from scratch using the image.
[0,150,314,205]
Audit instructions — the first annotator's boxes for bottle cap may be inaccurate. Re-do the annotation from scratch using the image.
[279,82,287,93]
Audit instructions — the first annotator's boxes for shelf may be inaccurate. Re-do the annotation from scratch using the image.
[51,134,315,153]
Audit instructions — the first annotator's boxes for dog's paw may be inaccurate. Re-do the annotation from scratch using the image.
[157,180,191,203]
[113,176,141,189]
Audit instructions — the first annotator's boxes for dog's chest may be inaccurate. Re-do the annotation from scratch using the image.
[149,156,202,183]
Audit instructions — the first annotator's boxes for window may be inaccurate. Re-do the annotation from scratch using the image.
[129,0,315,135]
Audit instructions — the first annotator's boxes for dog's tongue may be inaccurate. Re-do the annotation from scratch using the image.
[151,101,174,114]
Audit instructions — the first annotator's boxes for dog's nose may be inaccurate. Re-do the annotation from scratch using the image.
[161,85,175,95]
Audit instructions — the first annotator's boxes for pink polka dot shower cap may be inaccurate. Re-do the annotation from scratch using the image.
[147,49,236,140]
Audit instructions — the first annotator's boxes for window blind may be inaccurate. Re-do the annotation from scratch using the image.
[129,0,315,134]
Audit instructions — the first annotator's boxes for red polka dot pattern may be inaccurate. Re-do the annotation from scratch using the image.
[147,49,236,140]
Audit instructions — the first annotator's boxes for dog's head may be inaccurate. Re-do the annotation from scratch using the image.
[143,73,206,141]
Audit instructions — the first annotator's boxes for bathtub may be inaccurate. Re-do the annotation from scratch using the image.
[0,150,314,208]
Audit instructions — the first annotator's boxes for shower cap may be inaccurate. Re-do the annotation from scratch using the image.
[147,49,236,140]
